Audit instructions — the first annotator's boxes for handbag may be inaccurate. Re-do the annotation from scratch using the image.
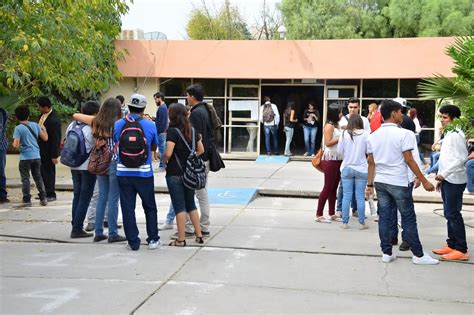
[311,148,324,172]
[208,142,225,172]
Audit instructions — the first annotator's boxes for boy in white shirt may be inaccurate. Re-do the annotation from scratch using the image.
[432,105,469,261]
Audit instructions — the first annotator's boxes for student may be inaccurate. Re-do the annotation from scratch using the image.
[283,101,298,156]
[366,100,438,265]
[302,102,319,157]
[433,105,469,261]
[163,103,204,246]
[260,96,280,155]
[116,95,128,118]
[114,94,161,251]
[66,101,100,238]
[12,106,48,207]
[154,92,168,170]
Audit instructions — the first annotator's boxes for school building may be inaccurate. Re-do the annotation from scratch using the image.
[103,37,455,158]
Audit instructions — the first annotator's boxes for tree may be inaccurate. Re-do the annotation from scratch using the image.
[186,0,251,40]
[418,37,474,138]
[0,0,129,111]
[252,0,283,40]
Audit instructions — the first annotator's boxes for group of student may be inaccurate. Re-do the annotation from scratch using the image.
[315,96,470,263]
[9,84,215,251]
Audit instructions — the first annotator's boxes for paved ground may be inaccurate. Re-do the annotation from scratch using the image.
[1,155,473,314]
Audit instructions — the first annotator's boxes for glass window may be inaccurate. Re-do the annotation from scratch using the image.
[326,79,359,85]
[327,88,356,99]
[407,100,436,129]
[293,79,325,84]
[230,87,258,98]
[261,79,292,84]
[361,99,381,118]
[159,78,191,97]
[224,123,258,153]
[192,79,225,97]
[363,79,397,98]
[400,79,421,98]
[227,79,259,86]
[419,129,434,159]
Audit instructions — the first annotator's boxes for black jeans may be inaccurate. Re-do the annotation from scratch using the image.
[19,159,46,202]
[71,170,96,233]
[41,157,56,198]
[441,180,467,253]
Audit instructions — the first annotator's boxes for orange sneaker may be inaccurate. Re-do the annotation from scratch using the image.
[440,250,469,261]
[432,246,453,255]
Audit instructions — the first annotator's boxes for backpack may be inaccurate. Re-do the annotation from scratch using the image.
[88,138,112,175]
[173,127,207,190]
[262,103,275,123]
[118,116,148,168]
[60,121,89,167]
[205,103,222,131]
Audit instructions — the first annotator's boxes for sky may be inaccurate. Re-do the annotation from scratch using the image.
[121,0,281,39]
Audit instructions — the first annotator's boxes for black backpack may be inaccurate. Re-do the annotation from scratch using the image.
[173,128,207,190]
[118,116,148,168]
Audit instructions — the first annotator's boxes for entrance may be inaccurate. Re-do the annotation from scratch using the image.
[260,85,324,155]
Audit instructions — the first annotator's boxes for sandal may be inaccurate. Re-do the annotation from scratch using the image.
[195,236,204,244]
[330,215,343,222]
[169,239,186,247]
[315,216,331,223]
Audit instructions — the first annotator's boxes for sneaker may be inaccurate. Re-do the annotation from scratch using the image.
[21,201,32,207]
[170,231,195,240]
[359,224,369,230]
[159,223,174,230]
[311,154,315,157]
[202,231,211,237]
[340,223,348,229]
[382,254,396,263]
[440,250,469,261]
[85,223,95,232]
[432,245,453,255]
[412,253,439,265]
[315,216,331,223]
[71,230,93,238]
[108,235,127,243]
[40,199,48,206]
[93,235,108,242]
[148,239,163,250]
[330,215,342,222]
[303,152,309,156]
[46,197,56,202]
[125,244,139,251]
[399,241,410,251]
[0,198,11,204]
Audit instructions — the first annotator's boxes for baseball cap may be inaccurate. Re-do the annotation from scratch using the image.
[393,97,408,107]
[128,94,147,108]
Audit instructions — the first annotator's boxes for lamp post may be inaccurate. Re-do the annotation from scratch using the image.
[277,25,287,40]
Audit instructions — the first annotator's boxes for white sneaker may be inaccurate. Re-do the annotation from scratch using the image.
[412,253,439,265]
[382,254,396,263]
[148,240,163,250]
[159,223,173,230]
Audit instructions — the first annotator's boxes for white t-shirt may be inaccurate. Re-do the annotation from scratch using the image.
[339,114,371,132]
[367,123,415,187]
[65,121,95,171]
[337,129,369,173]
[260,102,280,126]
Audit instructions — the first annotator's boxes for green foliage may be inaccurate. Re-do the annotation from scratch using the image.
[186,0,251,40]
[418,37,474,138]
[0,0,129,111]
[279,0,473,39]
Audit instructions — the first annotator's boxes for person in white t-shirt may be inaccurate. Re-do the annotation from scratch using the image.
[260,96,280,155]
[366,100,438,265]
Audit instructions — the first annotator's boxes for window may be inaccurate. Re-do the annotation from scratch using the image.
[159,78,191,97]
[192,79,225,97]
[400,79,421,98]
[363,79,397,98]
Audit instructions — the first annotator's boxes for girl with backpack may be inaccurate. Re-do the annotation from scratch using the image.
[163,103,205,247]
[72,98,126,243]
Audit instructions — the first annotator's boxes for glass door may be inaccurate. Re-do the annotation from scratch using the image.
[323,85,358,123]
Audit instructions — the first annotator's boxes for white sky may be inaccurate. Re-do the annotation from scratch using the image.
[121,0,281,39]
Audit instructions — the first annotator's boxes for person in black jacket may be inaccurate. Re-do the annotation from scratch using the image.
[37,96,62,202]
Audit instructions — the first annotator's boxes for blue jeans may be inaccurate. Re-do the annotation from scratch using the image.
[264,125,278,154]
[158,133,167,168]
[441,180,467,253]
[340,167,367,224]
[95,161,119,237]
[374,182,424,257]
[283,126,294,155]
[165,204,176,225]
[166,176,197,213]
[426,152,440,174]
[0,148,6,200]
[466,159,474,193]
[390,182,414,243]
[303,126,317,155]
[117,176,159,250]
[336,182,357,213]
[71,170,96,233]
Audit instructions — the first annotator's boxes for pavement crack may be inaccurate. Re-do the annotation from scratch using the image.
[381,263,390,295]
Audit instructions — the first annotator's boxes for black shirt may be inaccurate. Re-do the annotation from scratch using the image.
[400,115,416,133]
[166,127,200,177]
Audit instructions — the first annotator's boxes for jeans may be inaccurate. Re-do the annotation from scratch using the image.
[426,152,440,174]
[441,180,467,253]
[86,182,108,224]
[187,160,210,233]
[71,170,96,232]
[118,176,159,250]
[374,182,423,257]
[264,125,278,154]
[19,159,46,202]
[303,126,317,155]
[466,159,474,193]
[340,167,367,224]
[95,161,119,237]
[165,204,176,225]
[0,149,7,199]
[336,182,357,213]
[166,176,197,213]
[158,133,167,168]
[316,160,342,217]
[390,182,414,243]
[283,126,294,155]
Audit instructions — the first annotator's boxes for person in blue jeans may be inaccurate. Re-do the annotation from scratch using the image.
[0,108,9,203]
[154,92,168,170]
[302,102,319,156]
[260,96,280,155]
[336,114,369,229]
[467,152,474,193]
[114,94,161,251]
[366,100,438,265]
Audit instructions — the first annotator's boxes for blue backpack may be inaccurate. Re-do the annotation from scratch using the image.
[60,121,89,167]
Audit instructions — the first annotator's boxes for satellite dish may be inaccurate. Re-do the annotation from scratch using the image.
[144,32,167,40]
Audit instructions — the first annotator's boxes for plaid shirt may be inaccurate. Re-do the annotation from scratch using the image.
[0,109,8,151]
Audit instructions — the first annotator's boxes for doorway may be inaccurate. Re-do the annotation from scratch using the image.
[260,85,324,155]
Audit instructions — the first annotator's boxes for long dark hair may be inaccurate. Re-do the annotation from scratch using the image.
[168,103,192,142]
[327,103,342,126]
[345,114,364,141]
[284,101,294,125]
[92,98,122,138]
